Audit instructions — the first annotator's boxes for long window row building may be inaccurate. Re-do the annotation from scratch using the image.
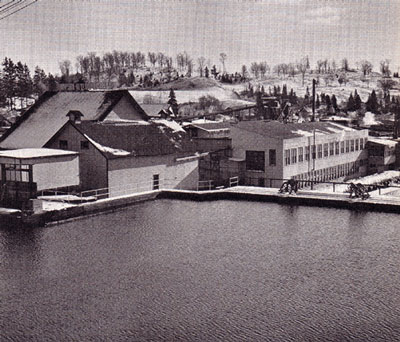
[230,121,369,187]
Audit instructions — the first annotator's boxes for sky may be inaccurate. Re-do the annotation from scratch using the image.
[1,0,399,75]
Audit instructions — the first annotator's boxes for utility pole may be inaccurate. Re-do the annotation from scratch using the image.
[311,79,316,122]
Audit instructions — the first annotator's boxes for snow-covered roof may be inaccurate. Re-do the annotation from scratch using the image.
[368,137,398,147]
[0,148,78,159]
[233,121,359,140]
[152,119,185,133]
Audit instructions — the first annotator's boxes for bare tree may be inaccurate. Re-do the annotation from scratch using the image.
[59,59,72,78]
[341,58,349,72]
[360,60,373,76]
[251,62,260,78]
[197,57,206,77]
[378,78,396,96]
[157,52,166,69]
[288,63,296,77]
[148,52,157,68]
[219,52,227,73]
[241,65,247,78]
[297,57,309,86]
[380,59,391,77]
[316,60,324,74]
[259,62,269,79]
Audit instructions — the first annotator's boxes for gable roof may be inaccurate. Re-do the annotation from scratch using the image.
[64,121,180,159]
[0,90,148,149]
[140,104,171,117]
[233,121,357,139]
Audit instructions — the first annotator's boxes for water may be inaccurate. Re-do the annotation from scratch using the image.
[1,199,400,341]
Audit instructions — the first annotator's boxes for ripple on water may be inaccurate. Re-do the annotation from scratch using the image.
[1,200,400,341]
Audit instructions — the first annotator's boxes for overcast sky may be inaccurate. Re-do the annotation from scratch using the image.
[1,0,399,75]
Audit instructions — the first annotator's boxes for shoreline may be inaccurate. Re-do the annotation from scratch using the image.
[2,186,400,227]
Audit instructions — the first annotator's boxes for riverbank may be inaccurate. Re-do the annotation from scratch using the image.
[2,186,400,227]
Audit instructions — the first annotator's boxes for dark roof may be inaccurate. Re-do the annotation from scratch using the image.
[0,90,148,149]
[232,121,357,139]
[72,121,179,159]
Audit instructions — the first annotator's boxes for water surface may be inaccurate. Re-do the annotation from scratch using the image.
[1,200,400,341]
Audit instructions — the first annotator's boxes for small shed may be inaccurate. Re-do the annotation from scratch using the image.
[0,148,79,207]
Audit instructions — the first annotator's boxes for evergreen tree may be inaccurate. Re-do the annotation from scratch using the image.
[282,84,287,97]
[168,89,178,115]
[47,73,58,91]
[204,66,209,78]
[331,94,338,111]
[354,93,362,110]
[1,57,17,109]
[366,90,379,113]
[261,85,265,94]
[16,63,33,107]
[33,66,47,96]
[325,94,331,109]
[316,94,320,108]
[347,93,355,111]
[211,65,218,78]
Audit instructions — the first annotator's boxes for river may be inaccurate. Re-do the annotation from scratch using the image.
[1,199,400,341]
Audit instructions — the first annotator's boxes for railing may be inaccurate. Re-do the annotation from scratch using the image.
[245,177,400,195]
[229,176,239,187]
[197,180,213,191]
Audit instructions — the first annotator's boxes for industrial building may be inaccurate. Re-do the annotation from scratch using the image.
[229,121,369,187]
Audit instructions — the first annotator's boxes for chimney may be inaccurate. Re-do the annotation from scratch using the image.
[66,110,84,124]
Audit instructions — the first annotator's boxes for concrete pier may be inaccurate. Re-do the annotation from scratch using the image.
[1,186,400,227]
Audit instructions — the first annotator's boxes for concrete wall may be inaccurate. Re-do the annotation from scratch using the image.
[108,154,199,197]
[230,126,282,184]
[33,156,79,191]
[46,124,108,191]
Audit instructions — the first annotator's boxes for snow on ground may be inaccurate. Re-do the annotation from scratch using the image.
[41,201,76,211]
[84,134,130,156]
[315,170,400,194]
[363,112,378,126]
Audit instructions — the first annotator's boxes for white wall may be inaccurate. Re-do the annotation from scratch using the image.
[108,155,199,197]
[32,156,79,191]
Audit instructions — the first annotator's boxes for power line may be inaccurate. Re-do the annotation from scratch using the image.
[0,0,37,21]
[0,0,17,11]
[0,0,25,15]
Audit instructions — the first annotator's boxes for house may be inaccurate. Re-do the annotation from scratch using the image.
[45,117,199,195]
[184,121,231,153]
[230,121,369,187]
[367,138,397,174]
[0,90,149,149]
[0,148,79,207]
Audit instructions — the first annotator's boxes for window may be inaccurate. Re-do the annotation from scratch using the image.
[312,145,316,159]
[305,146,310,161]
[360,138,364,150]
[59,140,68,149]
[335,142,340,155]
[80,141,89,150]
[355,139,359,151]
[298,147,304,162]
[317,144,322,159]
[340,141,345,154]
[269,149,276,166]
[364,137,368,147]
[153,174,159,190]
[324,143,329,157]
[284,149,290,166]
[246,151,265,171]
[291,148,297,164]
[346,140,350,153]
[350,139,355,152]
[3,164,30,182]
[329,142,334,156]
